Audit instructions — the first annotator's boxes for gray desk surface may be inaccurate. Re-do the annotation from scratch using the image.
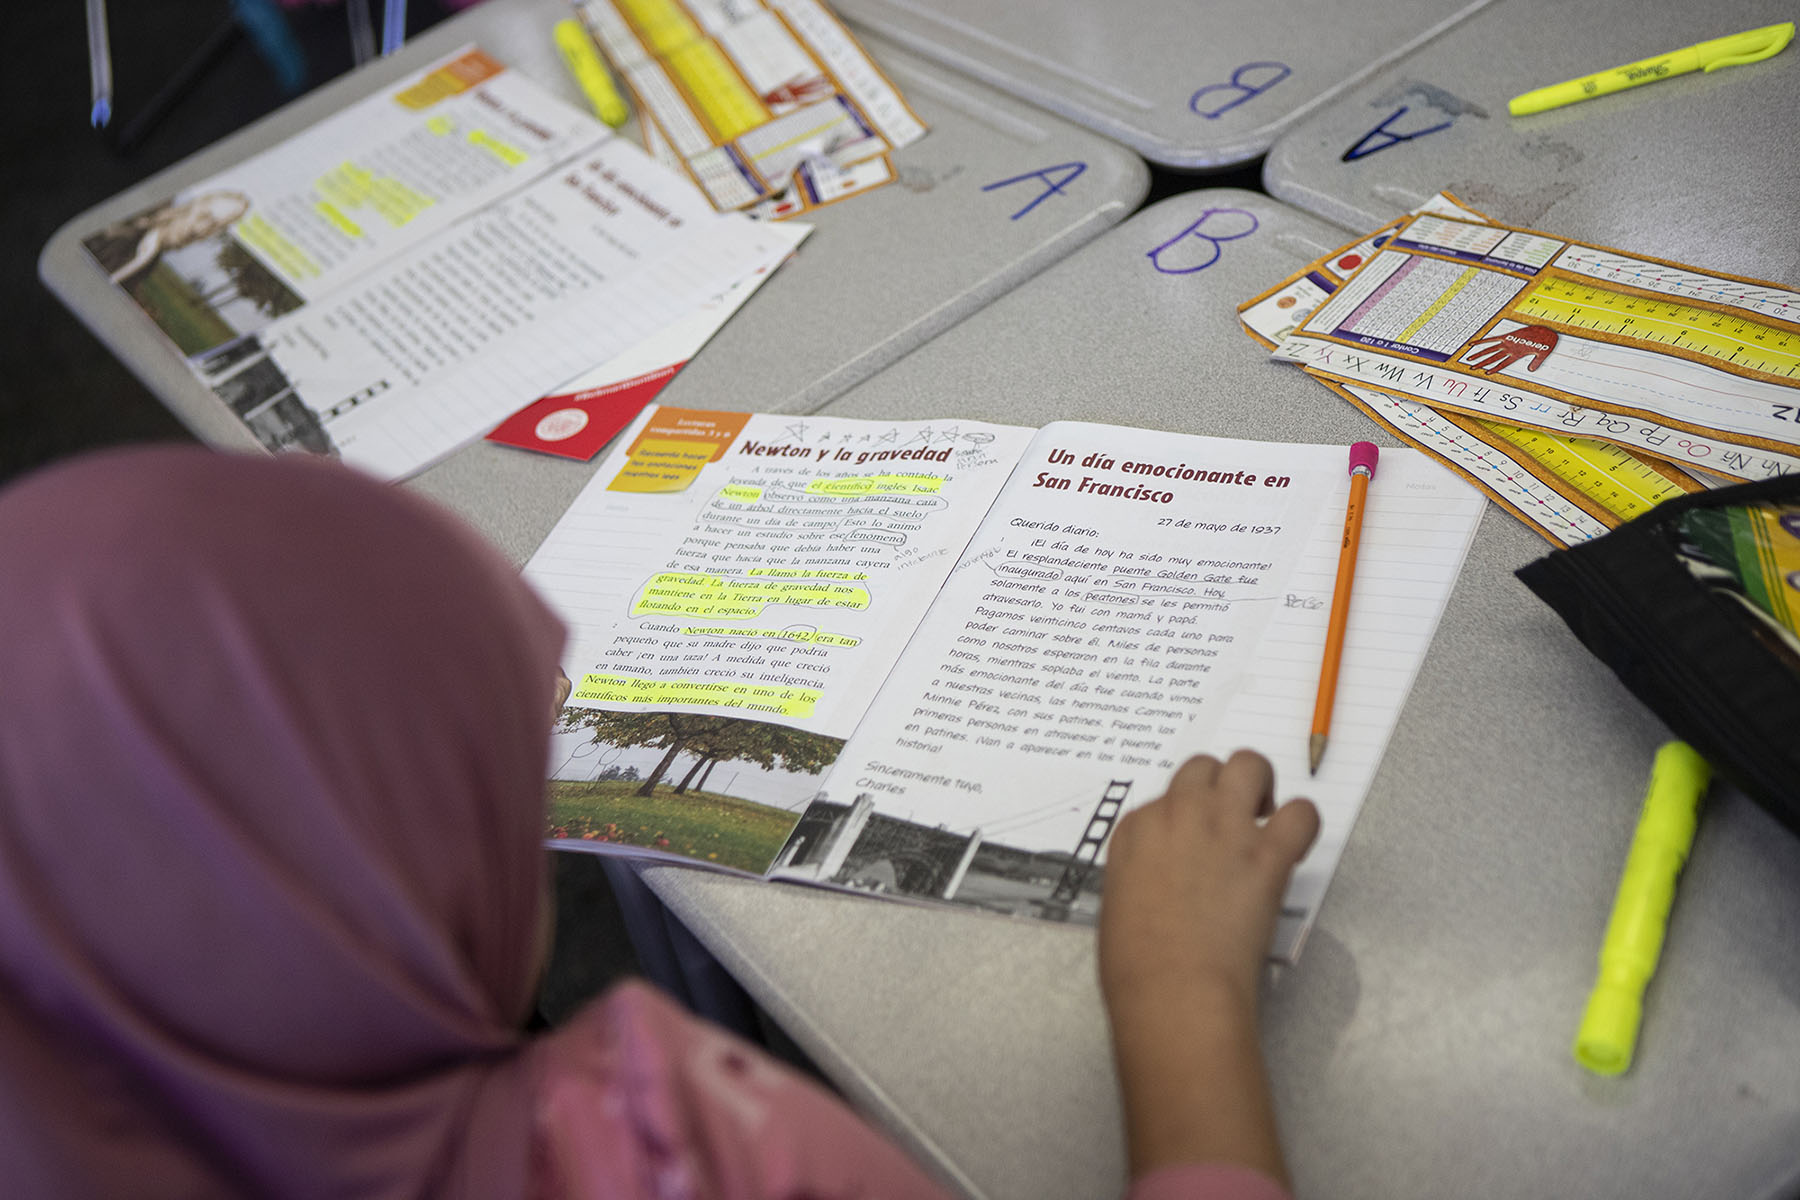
[830,0,1495,169]
[640,190,1800,1200]
[38,0,1147,563]
[1263,0,1800,284]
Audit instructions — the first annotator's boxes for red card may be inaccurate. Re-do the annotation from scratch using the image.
[484,364,683,461]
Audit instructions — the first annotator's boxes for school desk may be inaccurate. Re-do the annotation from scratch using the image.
[826,0,1496,169]
[409,30,1147,559]
[37,0,1147,564]
[1262,0,1800,284]
[634,189,1800,1200]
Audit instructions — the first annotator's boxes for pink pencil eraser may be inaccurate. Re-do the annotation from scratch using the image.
[1349,441,1380,477]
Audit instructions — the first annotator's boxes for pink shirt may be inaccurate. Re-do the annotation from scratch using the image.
[530,982,1291,1200]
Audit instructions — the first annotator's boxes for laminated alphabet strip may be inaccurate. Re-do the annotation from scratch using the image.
[1327,382,1703,547]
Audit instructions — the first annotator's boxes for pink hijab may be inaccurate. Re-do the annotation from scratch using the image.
[0,446,565,1197]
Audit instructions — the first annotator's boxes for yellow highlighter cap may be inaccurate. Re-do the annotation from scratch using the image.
[1697,22,1795,71]
[1570,741,1711,1077]
[1574,981,1643,1076]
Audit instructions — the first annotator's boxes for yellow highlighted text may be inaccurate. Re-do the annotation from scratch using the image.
[236,214,321,280]
[680,626,862,646]
[575,673,820,718]
[611,439,715,493]
[634,572,870,619]
[313,201,364,238]
[805,474,944,497]
[468,128,527,166]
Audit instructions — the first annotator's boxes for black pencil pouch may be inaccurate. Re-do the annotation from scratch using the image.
[1516,473,1800,835]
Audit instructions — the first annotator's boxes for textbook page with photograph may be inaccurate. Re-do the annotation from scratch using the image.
[85,45,802,481]
[207,141,800,479]
[528,407,1484,961]
[85,47,607,356]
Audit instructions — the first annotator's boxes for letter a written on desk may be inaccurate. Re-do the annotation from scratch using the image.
[1341,105,1454,161]
[981,162,1088,220]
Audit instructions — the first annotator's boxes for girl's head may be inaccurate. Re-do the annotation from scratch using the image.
[0,446,565,1197]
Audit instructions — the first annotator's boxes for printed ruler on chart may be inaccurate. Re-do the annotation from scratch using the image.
[1329,383,1703,547]
[1482,420,1696,518]
[1513,277,1800,379]
[579,0,923,213]
[1272,212,1800,476]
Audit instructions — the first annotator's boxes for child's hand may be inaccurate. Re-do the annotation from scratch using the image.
[1100,751,1318,1008]
[1096,751,1318,1184]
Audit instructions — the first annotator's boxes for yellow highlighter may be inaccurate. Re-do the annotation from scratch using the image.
[1572,741,1711,1076]
[554,17,629,128]
[1510,22,1793,116]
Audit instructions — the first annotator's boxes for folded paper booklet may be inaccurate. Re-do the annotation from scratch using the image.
[525,405,1484,960]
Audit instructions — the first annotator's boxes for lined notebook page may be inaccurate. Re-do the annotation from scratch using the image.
[798,421,1485,962]
[1210,450,1485,959]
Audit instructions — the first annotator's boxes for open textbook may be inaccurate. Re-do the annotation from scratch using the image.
[84,45,801,481]
[526,406,1485,960]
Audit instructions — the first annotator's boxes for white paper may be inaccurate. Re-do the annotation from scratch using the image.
[784,422,1485,961]
[197,138,803,479]
[198,47,609,300]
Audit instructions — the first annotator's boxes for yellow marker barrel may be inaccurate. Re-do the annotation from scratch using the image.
[1572,741,1711,1075]
[554,18,630,128]
[1510,22,1793,116]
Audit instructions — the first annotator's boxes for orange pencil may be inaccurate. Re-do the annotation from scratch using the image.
[1310,441,1379,774]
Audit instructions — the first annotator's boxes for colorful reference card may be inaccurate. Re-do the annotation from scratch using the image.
[576,0,925,214]
[1240,195,1800,546]
[525,405,1484,961]
[1271,213,1800,485]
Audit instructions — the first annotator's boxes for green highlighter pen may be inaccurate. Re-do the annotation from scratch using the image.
[1573,741,1711,1076]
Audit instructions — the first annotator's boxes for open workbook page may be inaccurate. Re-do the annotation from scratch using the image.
[525,406,1035,869]
[769,421,1484,960]
[526,409,1483,961]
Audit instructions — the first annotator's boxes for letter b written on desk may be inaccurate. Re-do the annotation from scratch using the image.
[1146,208,1259,274]
[1190,62,1291,119]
